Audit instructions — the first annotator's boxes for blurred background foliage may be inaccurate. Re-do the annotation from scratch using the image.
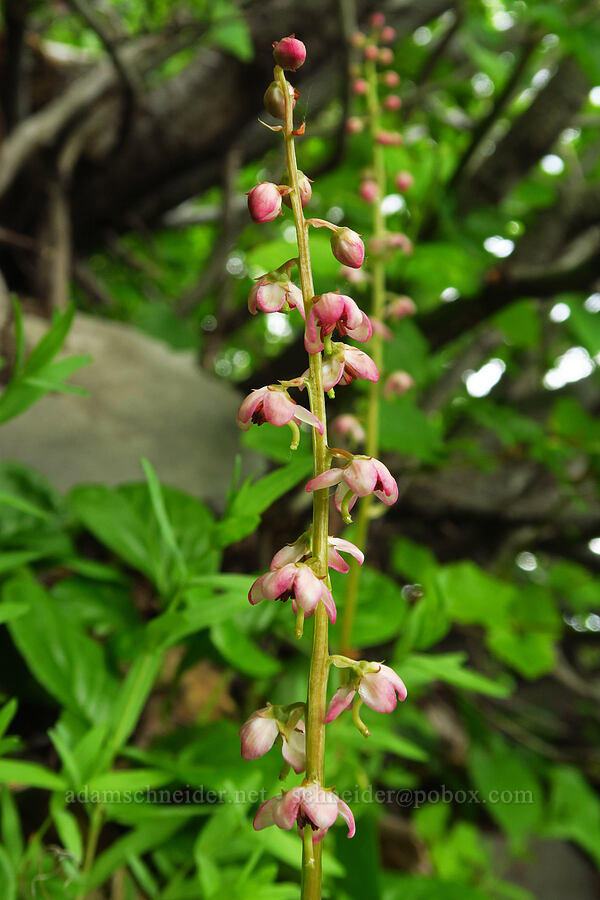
[0,0,599,898]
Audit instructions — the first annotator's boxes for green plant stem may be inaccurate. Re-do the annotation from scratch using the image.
[340,57,386,656]
[277,65,330,900]
[78,803,103,898]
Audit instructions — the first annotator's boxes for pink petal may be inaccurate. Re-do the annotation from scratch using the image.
[293,567,324,616]
[343,459,378,497]
[304,308,324,354]
[293,405,324,434]
[237,387,269,429]
[282,727,306,774]
[274,787,303,830]
[344,346,379,382]
[300,785,339,832]
[342,311,372,343]
[305,468,344,493]
[336,797,356,838]
[239,715,278,760]
[261,564,296,600]
[372,459,398,504]
[327,547,349,573]
[379,663,407,701]
[341,296,365,331]
[270,537,307,570]
[249,574,268,605]
[320,582,337,624]
[286,284,306,320]
[253,796,281,830]
[313,293,346,326]
[256,280,287,313]
[262,391,296,426]
[325,686,356,722]
[359,665,406,713]
[329,537,364,566]
[321,354,345,391]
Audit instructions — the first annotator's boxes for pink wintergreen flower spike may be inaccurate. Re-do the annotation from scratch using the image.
[304,293,371,354]
[305,456,398,521]
[254,784,355,843]
[237,387,323,434]
[249,563,337,625]
[326,663,407,722]
[247,183,284,223]
[239,708,306,773]
[248,269,305,317]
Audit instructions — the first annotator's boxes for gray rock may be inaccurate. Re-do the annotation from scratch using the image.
[0,313,255,508]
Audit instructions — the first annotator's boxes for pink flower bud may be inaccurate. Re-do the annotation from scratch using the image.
[376,130,402,146]
[385,295,416,319]
[381,26,396,43]
[351,31,366,47]
[264,80,296,119]
[247,182,283,223]
[387,232,413,254]
[395,170,414,191]
[384,370,415,397]
[331,227,365,269]
[384,94,402,111]
[282,170,312,209]
[248,266,305,317]
[346,116,364,134]
[379,47,394,65]
[371,12,385,27]
[331,414,366,445]
[254,784,355,843]
[359,179,379,203]
[384,70,400,87]
[272,35,306,71]
[364,45,379,61]
[352,78,368,96]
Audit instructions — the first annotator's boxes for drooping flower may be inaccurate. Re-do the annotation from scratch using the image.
[282,170,312,209]
[370,316,393,340]
[305,456,398,518]
[248,263,305,316]
[330,414,366,446]
[317,343,379,391]
[371,11,385,27]
[381,26,396,42]
[273,35,306,71]
[240,706,306,773]
[249,563,337,624]
[330,227,365,269]
[346,116,364,134]
[395,171,414,192]
[379,47,394,65]
[269,533,364,575]
[352,78,368,95]
[384,95,402,111]
[264,80,297,119]
[248,183,284,223]
[360,180,379,203]
[376,130,402,146]
[384,371,415,398]
[305,293,371,353]
[339,264,369,284]
[364,45,379,61]
[326,663,407,721]
[385,295,416,319]
[254,784,355,843]
[384,71,400,87]
[237,386,323,434]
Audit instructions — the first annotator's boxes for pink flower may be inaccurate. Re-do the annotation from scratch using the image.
[370,233,413,255]
[360,179,379,203]
[351,31,366,47]
[384,71,400,87]
[381,26,396,42]
[370,316,393,340]
[331,414,366,446]
[395,171,414,191]
[273,35,306,71]
[237,386,323,434]
[249,562,337,624]
[248,267,305,317]
[283,170,312,209]
[339,264,369,284]
[379,47,393,65]
[248,183,283,223]
[264,80,297,119]
[305,456,398,515]
[326,663,407,721]
[346,116,364,134]
[371,12,385,27]
[254,784,355,843]
[316,343,379,391]
[240,707,306,773]
[384,371,415,397]
[305,293,371,353]
[270,533,364,575]
[386,295,416,319]
[352,78,368,96]
[376,130,402,146]
[384,95,402,111]
[330,227,365,269]
[364,45,379,61]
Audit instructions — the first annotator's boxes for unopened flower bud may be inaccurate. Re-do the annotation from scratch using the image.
[384,94,402,111]
[386,295,416,319]
[352,78,368,95]
[283,171,312,209]
[384,371,415,398]
[331,227,365,269]
[264,80,296,119]
[395,170,414,191]
[359,179,379,203]
[273,35,306,70]
[384,70,400,87]
[247,183,283,223]
[364,45,379,61]
[381,26,396,42]
[351,31,366,47]
[379,47,394,65]
[376,130,402,146]
[346,116,364,134]
[371,12,385,27]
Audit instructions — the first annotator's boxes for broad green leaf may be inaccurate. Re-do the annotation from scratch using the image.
[0,759,66,791]
[543,765,600,866]
[1,786,23,863]
[399,652,510,698]
[50,794,83,863]
[210,620,281,677]
[379,396,443,462]
[141,457,187,584]
[0,846,16,900]
[331,565,408,647]
[435,562,513,627]
[87,820,185,890]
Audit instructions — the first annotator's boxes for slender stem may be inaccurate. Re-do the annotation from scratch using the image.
[277,66,330,900]
[340,57,386,656]
[77,803,103,898]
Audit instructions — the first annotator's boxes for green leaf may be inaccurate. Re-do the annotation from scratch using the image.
[0,759,66,791]
[210,620,281,677]
[0,491,50,520]
[435,562,513,627]
[0,700,17,740]
[543,765,600,866]
[379,396,443,462]
[1,786,23,863]
[87,821,186,890]
[103,651,163,764]
[0,846,16,900]
[494,300,540,349]
[209,0,253,62]
[331,565,408,647]
[399,653,511,698]
[50,794,83,863]
[141,457,187,584]
[23,303,75,373]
